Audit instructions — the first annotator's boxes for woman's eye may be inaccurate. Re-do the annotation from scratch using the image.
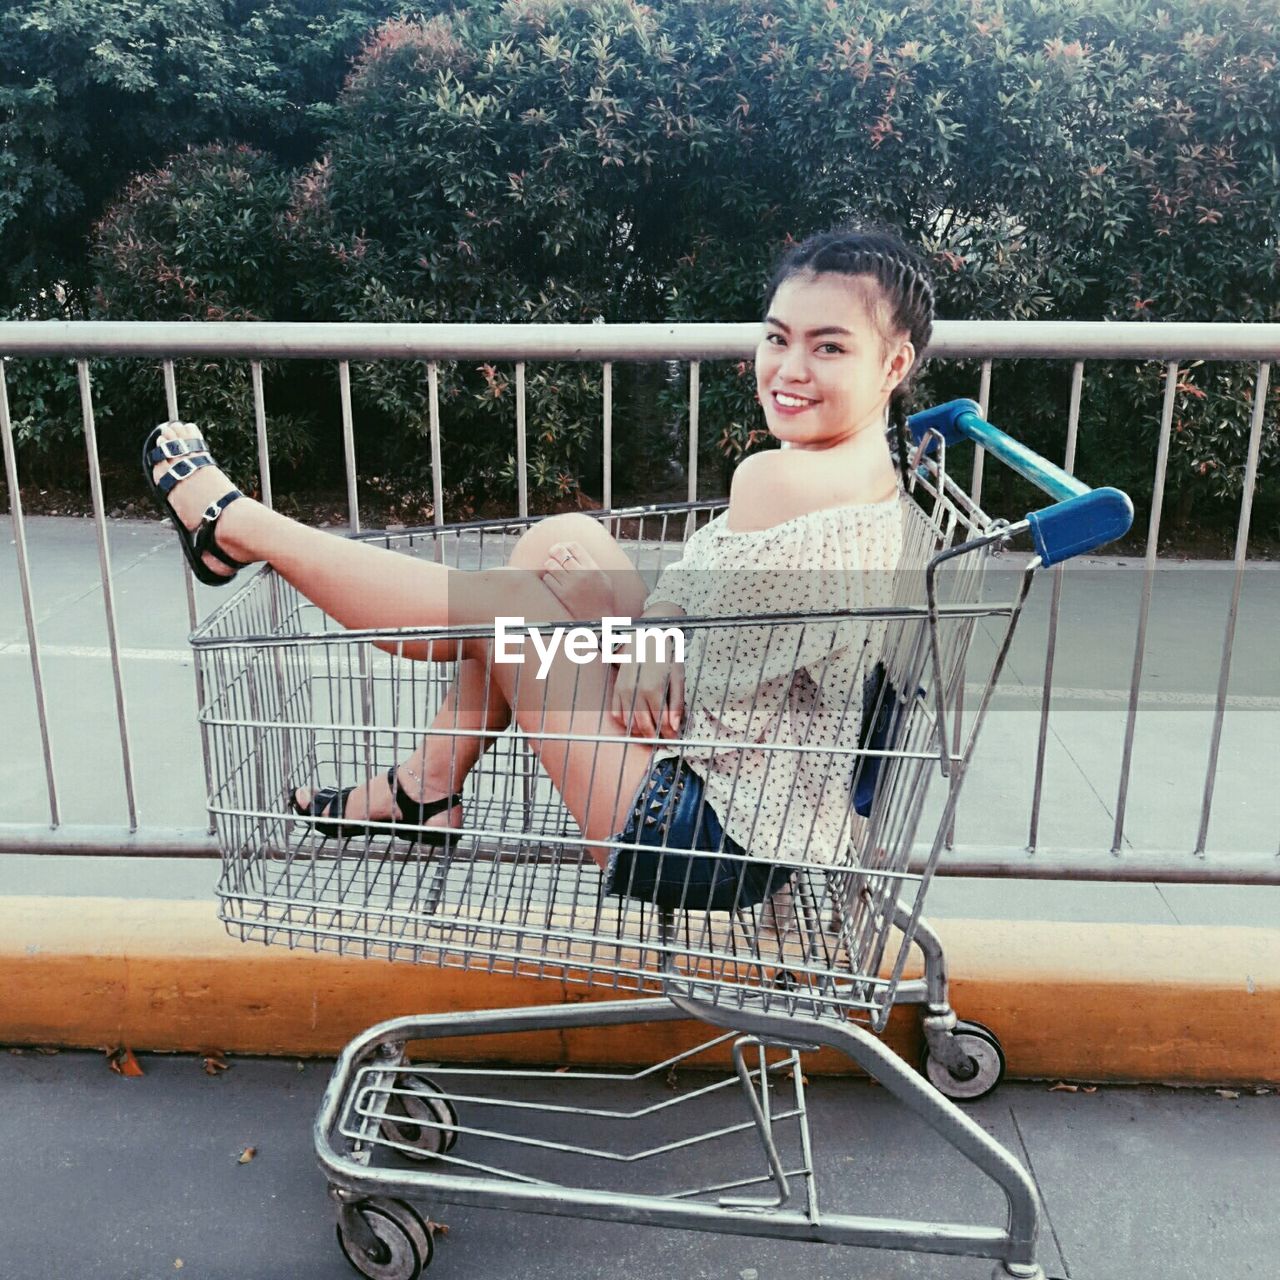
[818,342,844,355]
[765,333,785,346]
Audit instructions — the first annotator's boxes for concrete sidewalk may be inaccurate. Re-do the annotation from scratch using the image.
[0,1048,1275,1280]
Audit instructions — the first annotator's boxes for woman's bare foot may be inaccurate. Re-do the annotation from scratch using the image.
[147,421,257,581]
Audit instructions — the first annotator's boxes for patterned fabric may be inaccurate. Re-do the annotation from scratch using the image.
[643,494,907,868]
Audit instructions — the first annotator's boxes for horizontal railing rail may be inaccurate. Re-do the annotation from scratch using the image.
[3,319,1280,361]
[1,321,1276,884]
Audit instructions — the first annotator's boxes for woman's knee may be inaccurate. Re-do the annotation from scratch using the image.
[509,513,645,613]
[507,512,603,568]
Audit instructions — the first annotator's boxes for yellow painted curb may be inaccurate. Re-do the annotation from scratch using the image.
[2,896,1276,1084]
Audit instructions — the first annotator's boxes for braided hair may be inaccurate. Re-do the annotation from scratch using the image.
[764,227,935,493]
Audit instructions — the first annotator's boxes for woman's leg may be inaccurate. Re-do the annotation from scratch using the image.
[395,513,651,812]
[292,656,508,833]
[293,514,650,831]
[155,427,660,855]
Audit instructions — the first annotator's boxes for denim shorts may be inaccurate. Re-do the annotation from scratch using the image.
[603,757,788,912]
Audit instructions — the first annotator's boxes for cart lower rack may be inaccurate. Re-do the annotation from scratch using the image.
[192,401,1131,1279]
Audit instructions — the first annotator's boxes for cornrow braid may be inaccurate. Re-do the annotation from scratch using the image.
[765,227,936,493]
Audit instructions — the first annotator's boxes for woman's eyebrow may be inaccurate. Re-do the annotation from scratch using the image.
[764,316,852,338]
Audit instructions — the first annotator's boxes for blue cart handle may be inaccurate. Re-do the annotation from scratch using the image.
[907,399,1134,566]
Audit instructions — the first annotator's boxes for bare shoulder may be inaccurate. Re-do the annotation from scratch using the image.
[728,449,883,533]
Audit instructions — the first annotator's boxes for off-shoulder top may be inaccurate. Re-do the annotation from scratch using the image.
[642,493,908,868]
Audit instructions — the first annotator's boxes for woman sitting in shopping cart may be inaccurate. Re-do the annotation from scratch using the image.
[144,226,934,911]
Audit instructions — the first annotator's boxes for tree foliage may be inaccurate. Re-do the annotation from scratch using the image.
[5,0,1278,530]
[0,0,407,313]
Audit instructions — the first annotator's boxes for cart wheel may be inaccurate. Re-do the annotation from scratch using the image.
[336,1197,433,1280]
[381,1074,459,1160]
[922,1020,1006,1102]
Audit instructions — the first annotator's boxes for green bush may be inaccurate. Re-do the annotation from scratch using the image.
[6,0,1276,533]
[6,144,316,488]
[0,0,411,313]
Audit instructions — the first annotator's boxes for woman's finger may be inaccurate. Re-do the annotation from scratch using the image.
[611,668,636,729]
[559,540,596,569]
[547,541,579,569]
[624,672,653,739]
[663,664,685,737]
[639,683,667,741]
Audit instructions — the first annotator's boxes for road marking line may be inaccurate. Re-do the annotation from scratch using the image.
[1,642,192,663]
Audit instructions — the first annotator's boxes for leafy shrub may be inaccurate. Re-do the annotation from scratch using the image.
[6,144,316,487]
[0,0,411,313]
[6,0,1276,535]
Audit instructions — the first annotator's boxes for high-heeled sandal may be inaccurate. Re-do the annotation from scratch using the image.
[290,767,463,847]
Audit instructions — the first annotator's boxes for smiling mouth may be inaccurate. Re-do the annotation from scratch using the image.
[772,391,817,409]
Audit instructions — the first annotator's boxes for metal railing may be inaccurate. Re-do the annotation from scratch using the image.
[1,320,1277,882]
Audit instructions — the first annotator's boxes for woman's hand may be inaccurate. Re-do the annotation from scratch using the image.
[540,541,616,620]
[611,651,684,741]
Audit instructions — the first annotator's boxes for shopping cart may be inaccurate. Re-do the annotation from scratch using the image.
[191,400,1132,1280]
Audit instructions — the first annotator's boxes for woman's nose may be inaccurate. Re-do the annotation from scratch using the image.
[778,344,809,381]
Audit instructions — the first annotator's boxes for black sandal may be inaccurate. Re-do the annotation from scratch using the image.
[142,423,249,587]
[290,767,463,847]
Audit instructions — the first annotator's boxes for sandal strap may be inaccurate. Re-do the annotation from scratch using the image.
[388,767,463,825]
[298,784,357,839]
[192,491,248,570]
[147,434,210,465]
[155,453,214,495]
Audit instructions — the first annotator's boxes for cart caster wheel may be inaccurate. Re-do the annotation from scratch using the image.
[381,1074,459,1160]
[337,1197,433,1280]
[922,1020,1005,1102]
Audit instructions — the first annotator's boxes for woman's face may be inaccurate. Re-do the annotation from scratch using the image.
[755,272,914,450]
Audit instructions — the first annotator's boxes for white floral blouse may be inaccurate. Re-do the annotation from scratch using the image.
[643,493,910,868]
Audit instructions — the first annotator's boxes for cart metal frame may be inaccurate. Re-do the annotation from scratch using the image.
[191,401,1132,1280]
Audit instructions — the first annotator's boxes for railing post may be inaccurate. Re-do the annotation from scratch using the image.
[77,359,139,829]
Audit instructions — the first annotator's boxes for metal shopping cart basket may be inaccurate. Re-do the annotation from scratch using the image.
[190,400,1132,1280]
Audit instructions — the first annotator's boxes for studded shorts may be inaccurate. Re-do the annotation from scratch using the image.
[603,757,788,912]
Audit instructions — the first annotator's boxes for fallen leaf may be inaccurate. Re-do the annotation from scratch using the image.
[1081,1085,1098,1094]
[554,1066,571,1074]
[32,1046,60,1056]
[425,1220,450,1237]
[107,1047,145,1078]
[237,1146,257,1164]
[295,1061,306,1073]
[202,1053,229,1076]
[174,1262,184,1270]
[1216,1089,1240,1100]
[1255,1088,1271,1096]
[1049,1082,1078,1093]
